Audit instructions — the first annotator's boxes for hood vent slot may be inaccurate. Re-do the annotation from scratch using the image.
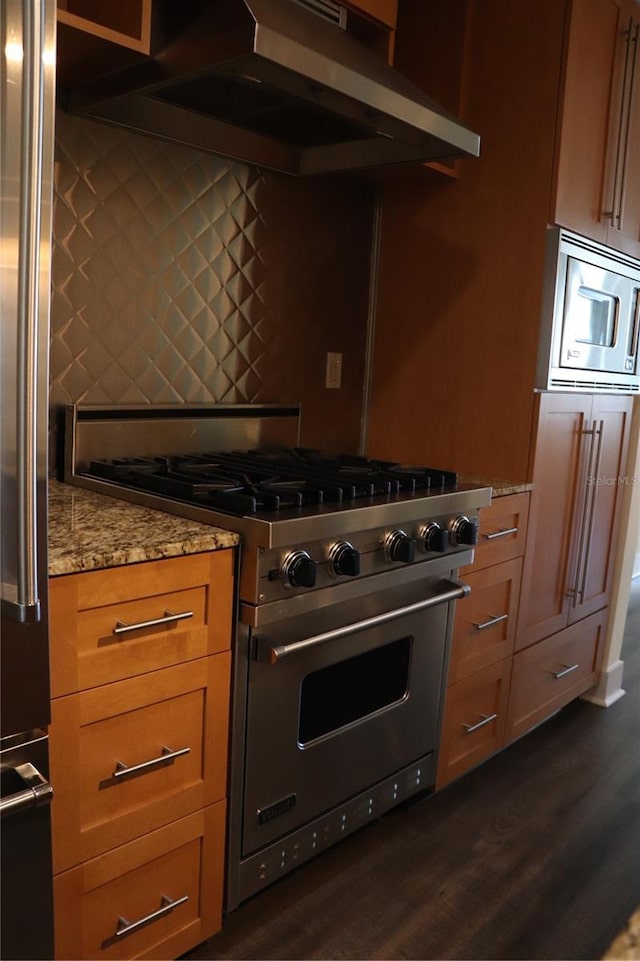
[64,0,480,176]
[291,0,347,27]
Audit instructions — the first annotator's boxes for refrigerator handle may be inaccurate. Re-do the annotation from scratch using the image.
[10,0,47,624]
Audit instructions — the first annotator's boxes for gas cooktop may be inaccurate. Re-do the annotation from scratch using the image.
[83,447,459,516]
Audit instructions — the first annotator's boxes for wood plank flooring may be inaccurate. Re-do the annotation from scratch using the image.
[186,580,640,960]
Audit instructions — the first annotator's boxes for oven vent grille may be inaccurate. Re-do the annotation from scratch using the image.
[550,378,640,393]
[290,0,347,27]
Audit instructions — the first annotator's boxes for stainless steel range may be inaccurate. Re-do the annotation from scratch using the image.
[64,404,492,909]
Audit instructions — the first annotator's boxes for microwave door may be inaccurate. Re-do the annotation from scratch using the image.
[560,259,632,375]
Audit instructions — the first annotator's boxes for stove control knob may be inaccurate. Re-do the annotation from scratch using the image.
[384,530,416,564]
[449,515,478,547]
[419,522,449,553]
[328,541,361,577]
[282,550,318,589]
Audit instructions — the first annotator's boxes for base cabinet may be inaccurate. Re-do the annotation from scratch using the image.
[517,393,632,651]
[506,609,607,743]
[49,550,234,961]
[437,492,529,787]
[54,803,225,961]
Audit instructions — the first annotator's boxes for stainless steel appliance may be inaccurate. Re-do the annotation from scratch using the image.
[537,229,640,393]
[60,0,480,175]
[65,404,491,910]
[1,0,56,957]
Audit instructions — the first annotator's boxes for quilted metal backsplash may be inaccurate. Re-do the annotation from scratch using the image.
[50,110,374,469]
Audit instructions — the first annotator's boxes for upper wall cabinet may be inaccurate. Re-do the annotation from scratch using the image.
[343,0,398,29]
[553,0,640,259]
[56,0,152,86]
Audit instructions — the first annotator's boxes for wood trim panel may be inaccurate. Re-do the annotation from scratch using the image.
[436,658,510,788]
[54,802,225,961]
[49,550,233,697]
[506,608,606,744]
[448,557,522,684]
[50,654,230,873]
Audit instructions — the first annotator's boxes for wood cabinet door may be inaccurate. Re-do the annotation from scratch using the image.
[569,394,633,623]
[516,393,592,651]
[608,2,640,259]
[553,0,626,244]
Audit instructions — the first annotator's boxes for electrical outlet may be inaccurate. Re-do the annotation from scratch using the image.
[325,352,343,389]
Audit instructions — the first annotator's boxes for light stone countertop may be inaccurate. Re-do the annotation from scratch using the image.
[604,907,640,959]
[49,480,239,577]
[459,475,534,498]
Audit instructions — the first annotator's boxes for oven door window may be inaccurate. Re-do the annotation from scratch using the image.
[298,636,411,745]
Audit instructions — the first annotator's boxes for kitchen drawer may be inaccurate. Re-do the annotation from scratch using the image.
[506,608,606,744]
[50,654,230,873]
[461,492,530,573]
[448,557,522,684]
[50,551,233,697]
[436,658,510,788]
[54,802,225,961]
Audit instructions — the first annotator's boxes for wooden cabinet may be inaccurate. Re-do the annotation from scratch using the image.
[506,609,607,743]
[367,0,639,482]
[56,0,152,87]
[49,551,233,697]
[343,0,398,28]
[54,804,225,961]
[553,0,640,259]
[49,550,235,960]
[437,492,529,787]
[517,393,632,651]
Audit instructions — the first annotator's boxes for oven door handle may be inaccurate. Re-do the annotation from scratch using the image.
[264,579,471,664]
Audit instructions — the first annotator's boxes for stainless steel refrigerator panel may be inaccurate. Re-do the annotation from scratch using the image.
[1,0,55,734]
[1,1,56,957]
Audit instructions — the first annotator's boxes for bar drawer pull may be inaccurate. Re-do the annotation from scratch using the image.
[113,745,191,779]
[473,612,509,632]
[115,894,189,939]
[552,663,579,680]
[483,526,518,541]
[113,609,193,635]
[462,712,498,734]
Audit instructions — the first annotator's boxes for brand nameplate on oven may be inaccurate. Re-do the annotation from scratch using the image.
[257,794,297,824]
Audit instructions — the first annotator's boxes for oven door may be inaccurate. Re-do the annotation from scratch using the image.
[241,571,464,857]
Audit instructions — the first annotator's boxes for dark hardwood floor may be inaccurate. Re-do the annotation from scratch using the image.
[186,580,640,961]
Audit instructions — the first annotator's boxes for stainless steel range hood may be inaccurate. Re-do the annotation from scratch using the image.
[65,0,480,176]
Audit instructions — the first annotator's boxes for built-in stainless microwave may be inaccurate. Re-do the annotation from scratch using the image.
[537,229,640,393]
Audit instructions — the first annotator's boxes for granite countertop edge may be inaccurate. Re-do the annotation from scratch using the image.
[460,475,534,498]
[48,480,239,577]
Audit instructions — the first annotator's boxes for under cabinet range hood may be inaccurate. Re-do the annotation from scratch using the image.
[64,0,480,176]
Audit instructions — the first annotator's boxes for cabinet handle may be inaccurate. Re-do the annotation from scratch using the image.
[115,894,189,939]
[113,609,193,635]
[483,527,518,541]
[462,712,498,734]
[473,612,509,632]
[552,663,579,680]
[577,420,604,604]
[605,19,636,228]
[113,745,191,779]
[616,22,639,229]
[568,423,597,602]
